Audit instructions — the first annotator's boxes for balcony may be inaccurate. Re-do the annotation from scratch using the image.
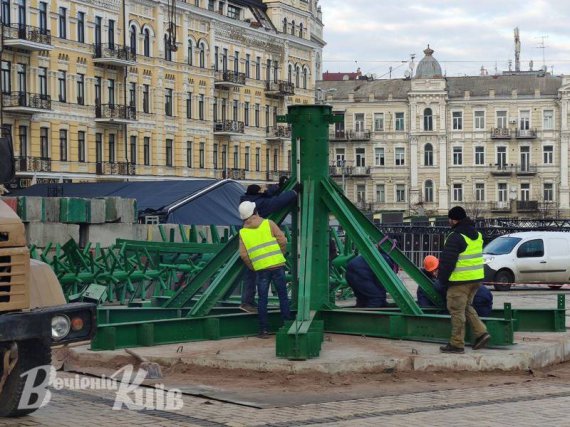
[265,81,295,97]
[214,70,246,88]
[347,130,371,141]
[95,162,135,176]
[329,165,371,177]
[489,164,513,176]
[516,164,538,176]
[14,157,51,172]
[95,104,137,124]
[329,130,348,141]
[3,24,52,51]
[267,170,291,181]
[355,201,373,212]
[491,128,510,139]
[218,168,246,180]
[2,92,51,114]
[214,120,245,135]
[517,200,539,212]
[266,126,291,142]
[490,201,511,213]
[516,129,537,139]
[93,43,136,67]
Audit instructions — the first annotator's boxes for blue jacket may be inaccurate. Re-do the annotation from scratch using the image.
[239,189,297,218]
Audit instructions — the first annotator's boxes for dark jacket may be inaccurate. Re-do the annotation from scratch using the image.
[417,268,447,307]
[438,217,481,287]
[472,284,493,317]
[239,190,297,218]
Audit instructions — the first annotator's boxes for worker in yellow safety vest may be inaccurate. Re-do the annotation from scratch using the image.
[238,201,291,339]
[437,206,491,354]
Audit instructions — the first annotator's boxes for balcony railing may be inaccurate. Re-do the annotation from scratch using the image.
[218,168,246,180]
[347,130,371,141]
[3,24,52,50]
[329,130,348,141]
[95,104,137,122]
[2,92,51,112]
[517,200,539,211]
[214,120,245,134]
[14,156,51,172]
[266,126,291,140]
[95,162,135,175]
[516,164,538,176]
[490,201,511,212]
[516,129,537,139]
[118,162,136,176]
[491,128,510,139]
[265,80,295,96]
[329,165,371,176]
[215,70,246,86]
[489,164,513,176]
[355,201,373,211]
[93,43,136,65]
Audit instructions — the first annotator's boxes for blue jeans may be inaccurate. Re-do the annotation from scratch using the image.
[257,267,291,333]
[241,268,257,306]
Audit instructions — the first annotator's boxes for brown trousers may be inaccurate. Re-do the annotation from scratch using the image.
[447,282,488,348]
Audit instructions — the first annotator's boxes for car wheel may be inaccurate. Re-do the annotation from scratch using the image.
[493,270,513,291]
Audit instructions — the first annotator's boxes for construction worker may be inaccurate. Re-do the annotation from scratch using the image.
[238,201,291,338]
[238,178,298,313]
[438,206,491,354]
[417,255,493,317]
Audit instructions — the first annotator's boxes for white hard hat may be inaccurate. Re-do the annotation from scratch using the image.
[239,201,256,220]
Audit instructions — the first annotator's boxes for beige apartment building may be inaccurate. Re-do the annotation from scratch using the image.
[2,0,324,189]
[318,47,570,219]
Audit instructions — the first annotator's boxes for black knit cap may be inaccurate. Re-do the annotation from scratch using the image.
[448,206,467,221]
[246,184,261,195]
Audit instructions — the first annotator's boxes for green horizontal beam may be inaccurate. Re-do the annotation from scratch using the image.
[117,239,223,254]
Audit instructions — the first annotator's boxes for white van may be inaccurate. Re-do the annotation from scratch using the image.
[483,231,570,291]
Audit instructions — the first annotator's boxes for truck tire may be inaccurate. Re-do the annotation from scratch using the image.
[0,339,51,418]
[493,270,513,291]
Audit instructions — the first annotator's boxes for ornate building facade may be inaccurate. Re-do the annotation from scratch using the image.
[3,0,324,188]
[318,47,569,218]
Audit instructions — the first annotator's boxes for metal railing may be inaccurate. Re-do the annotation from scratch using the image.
[347,130,371,141]
[489,164,513,175]
[95,104,137,121]
[265,80,295,95]
[329,165,371,176]
[93,43,136,62]
[216,70,246,85]
[266,125,291,138]
[214,120,245,133]
[14,156,51,172]
[96,162,135,175]
[517,200,539,211]
[329,130,348,141]
[2,92,51,110]
[490,201,511,212]
[3,23,51,45]
[516,164,538,175]
[516,129,537,139]
[491,128,510,139]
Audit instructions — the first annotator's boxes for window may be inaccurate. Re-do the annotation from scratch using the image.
[165,88,173,116]
[94,16,102,45]
[543,110,554,130]
[273,61,279,83]
[198,94,204,120]
[496,110,507,128]
[18,125,27,157]
[143,137,150,165]
[354,113,364,132]
[475,183,485,201]
[143,29,150,57]
[395,112,404,131]
[288,64,292,83]
[130,136,137,164]
[186,40,193,65]
[424,180,434,202]
[521,183,530,201]
[543,145,553,164]
[76,74,84,105]
[396,184,406,202]
[165,139,173,166]
[452,111,463,130]
[517,239,544,258]
[16,0,24,26]
[186,141,192,167]
[77,130,85,162]
[58,7,66,39]
[475,146,485,165]
[108,79,115,105]
[164,35,172,61]
[497,146,507,167]
[544,183,554,202]
[374,112,383,131]
[108,134,115,163]
[222,145,227,170]
[474,111,485,130]
[452,146,463,165]
[423,108,433,131]
[234,145,239,168]
[520,146,530,171]
[453,183,463,202]
[245,54,250,78]
[130,25,136,54]
[213,143,218,169]
[395,147,405,165]
[186,92,192,118]
[108,19,115,47]
[94,76,101,105]
[59,129,68,161]
[255,148,260,171]
[58,71,66,102]
[254,104,259,127]
[16,63,25,93]
[299,23,303,38]
[199,142,205,168]
[129,82,136,108]
[355,148,365,167]
[233,99,238,120]
[295,66,300,88]
[39,2,47,34]
[374,147,385,166]
[283,17,287,33]
[143,85,150,113]
[40,127,49,158]
[335,148,345,166]
[39,67,47,97]
[424,143,433,166]
[1,61,9,94]
[498,183,508,202]
[77,11,85,43]
[244,102,249,126]
[303,68,308,89]
[227,4,240,19]
[519,110,530,130]
[245,146,250,170]
[234,51,239,73]
[199,42,205,68]
[95,133,102,163]
[376,184,385,203]
[255,56,260,80]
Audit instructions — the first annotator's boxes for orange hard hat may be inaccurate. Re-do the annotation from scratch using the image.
[423,255,439,272]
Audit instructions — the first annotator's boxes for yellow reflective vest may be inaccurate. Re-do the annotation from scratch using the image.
[448,232,485,283]
[239,219,286,271]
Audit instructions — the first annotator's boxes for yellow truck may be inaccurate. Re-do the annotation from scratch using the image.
[0,133,96,417]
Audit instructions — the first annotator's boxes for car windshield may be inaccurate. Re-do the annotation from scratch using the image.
[484,237,522,255]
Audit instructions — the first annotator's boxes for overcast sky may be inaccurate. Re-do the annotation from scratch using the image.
[321,0,570,78]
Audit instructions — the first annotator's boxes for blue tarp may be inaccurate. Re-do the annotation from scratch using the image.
[13,180,247,225]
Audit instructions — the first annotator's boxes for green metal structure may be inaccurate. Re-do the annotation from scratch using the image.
[86,105,565,359]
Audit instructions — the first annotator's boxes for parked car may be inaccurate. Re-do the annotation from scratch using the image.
[483,231,570,291]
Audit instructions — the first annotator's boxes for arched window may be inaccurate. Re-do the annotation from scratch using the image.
[288,64,292,83]
[424,107,433,131]
[199,42,205,68]
[424,180,434,203]
[130,25,137,54]
[303,68,308,89]
[283,18,287,33]
[164,34,172,61]
[143,28,150,57]
[424,143,433,166]
[291,20,295,35]
[299,23,303,38]
[187,40,193,65]
[295,66,300,88]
